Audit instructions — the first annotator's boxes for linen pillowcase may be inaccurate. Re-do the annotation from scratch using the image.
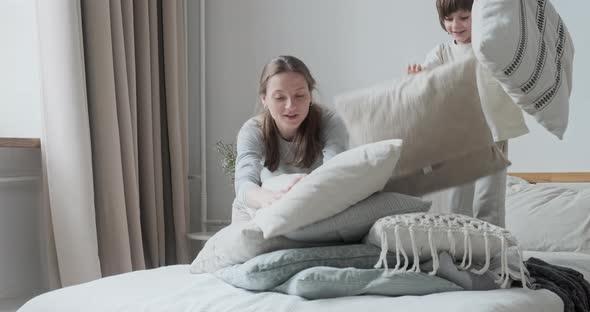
[506,182,590,254]
[254,139,403,238]
[334,56,509,196]
[364,212,527,288]
[472,0,575,139]
[284,191,431,243]
[213,244,396,291]
[383,145,509,196]
[273,267,462,300]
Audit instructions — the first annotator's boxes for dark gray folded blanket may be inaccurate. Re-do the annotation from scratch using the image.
[525,257,590,312]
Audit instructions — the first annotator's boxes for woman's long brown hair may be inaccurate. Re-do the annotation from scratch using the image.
[258,56,323,172]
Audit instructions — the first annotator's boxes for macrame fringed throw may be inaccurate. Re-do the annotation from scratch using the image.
[372,213,529,289]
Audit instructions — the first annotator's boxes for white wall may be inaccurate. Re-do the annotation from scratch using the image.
[190,0,589,221]
[0,0,46,305]
[0,0,43,138]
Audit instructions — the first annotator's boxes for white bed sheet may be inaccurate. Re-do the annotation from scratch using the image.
[19,251,590,312]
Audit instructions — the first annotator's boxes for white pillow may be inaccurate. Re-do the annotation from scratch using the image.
[190,219,321,273]
[364,213,526,288]
[506,183,590,254]
[259,174,431,243]
[254,139,403,238]
[472,0,575,139]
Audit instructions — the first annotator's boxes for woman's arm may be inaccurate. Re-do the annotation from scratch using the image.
[234,120,283,209]
[321,108,349,162]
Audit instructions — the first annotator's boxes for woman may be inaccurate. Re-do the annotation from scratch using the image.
[233,55,348,222]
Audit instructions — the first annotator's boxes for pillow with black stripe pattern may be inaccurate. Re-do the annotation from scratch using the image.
[472,0,574,139]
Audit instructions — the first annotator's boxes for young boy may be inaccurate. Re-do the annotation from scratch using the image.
[408,0,529,227]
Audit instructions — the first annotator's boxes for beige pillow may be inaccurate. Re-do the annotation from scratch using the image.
[334,56,509,195]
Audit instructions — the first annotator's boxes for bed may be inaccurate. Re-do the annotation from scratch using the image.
[18,172,590,312]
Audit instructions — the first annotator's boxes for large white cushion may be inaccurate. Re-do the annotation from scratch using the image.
[506,181,590,254]
[335,57,509,196]
[260,174,431,243]
[472,0,575,139]
[254,139,403,239]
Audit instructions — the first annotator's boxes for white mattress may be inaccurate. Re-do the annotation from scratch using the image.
[19,251,590,312]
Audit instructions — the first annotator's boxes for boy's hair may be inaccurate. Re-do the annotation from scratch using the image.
[436,0,474,31]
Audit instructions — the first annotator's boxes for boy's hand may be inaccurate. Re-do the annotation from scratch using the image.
[407,64,423,75]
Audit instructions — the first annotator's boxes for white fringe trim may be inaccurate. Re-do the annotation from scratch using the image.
[427,228,439,275]
[409,225,421,273]
[372,213,529,289]
[471,232,490,275]
[374,229,389,270]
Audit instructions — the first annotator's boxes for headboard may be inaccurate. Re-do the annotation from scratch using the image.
[509,172,590,184]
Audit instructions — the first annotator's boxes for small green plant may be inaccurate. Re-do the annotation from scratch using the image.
[215,140,237,185]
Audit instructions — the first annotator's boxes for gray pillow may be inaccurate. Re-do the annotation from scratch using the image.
[273,266,462,299]
[284,192,431,243]
[213,244,398,291]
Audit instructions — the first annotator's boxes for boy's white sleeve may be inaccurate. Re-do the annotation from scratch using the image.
[421,44,444,70]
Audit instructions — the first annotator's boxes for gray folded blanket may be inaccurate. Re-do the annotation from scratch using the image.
[525,257,590,312]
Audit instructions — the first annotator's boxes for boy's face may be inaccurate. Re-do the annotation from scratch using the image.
[443,9,472,44]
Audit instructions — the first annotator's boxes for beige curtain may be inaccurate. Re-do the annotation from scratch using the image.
[81,0,190,275]
[37,0,190,287]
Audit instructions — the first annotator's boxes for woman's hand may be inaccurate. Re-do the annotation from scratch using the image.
[247,187,285,209]
[246,174,307,209]
[257,188,285,207]
[407,64,423,75]
[284,174,306,192]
